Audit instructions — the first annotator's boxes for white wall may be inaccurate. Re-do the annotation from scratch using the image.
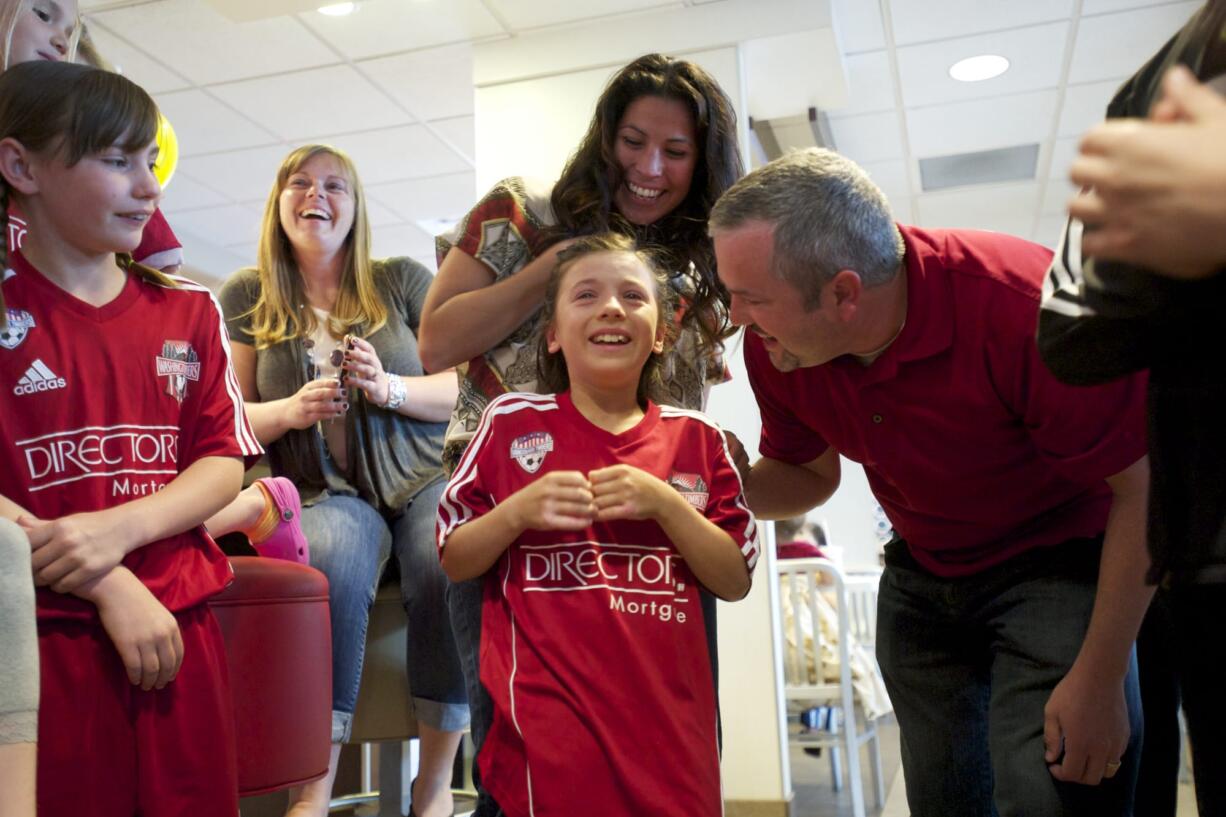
[474,47,742,194]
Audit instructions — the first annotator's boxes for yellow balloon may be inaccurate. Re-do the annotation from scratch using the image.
[153,113,178,189]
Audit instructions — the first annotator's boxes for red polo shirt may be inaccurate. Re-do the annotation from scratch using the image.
[746,224,1148,577]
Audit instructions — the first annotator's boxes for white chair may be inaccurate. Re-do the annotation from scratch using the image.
[778,557,887,817]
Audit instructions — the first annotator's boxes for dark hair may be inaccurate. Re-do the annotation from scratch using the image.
[0,61,166,325]
[543,53,742,354]
[536,232,677,407]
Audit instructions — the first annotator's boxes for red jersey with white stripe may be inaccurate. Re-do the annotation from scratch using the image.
[0,252,261,620]
[438,391,759,817]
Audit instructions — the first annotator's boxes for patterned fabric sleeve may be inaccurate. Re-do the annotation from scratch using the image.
[435,177,554,277]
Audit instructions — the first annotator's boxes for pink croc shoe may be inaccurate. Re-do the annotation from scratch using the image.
[251,477,309,564]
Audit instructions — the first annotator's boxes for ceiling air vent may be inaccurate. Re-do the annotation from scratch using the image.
[919,144,1039,192]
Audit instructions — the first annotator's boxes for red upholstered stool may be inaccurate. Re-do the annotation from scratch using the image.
[210,556,332,797]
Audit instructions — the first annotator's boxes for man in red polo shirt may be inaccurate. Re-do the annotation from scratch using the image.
[710,149,1151,817]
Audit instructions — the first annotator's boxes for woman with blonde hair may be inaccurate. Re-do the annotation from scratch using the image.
[220,144,467,817]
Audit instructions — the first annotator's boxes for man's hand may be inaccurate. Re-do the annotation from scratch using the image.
[23,510,133,593]
[1043,661,1130,785]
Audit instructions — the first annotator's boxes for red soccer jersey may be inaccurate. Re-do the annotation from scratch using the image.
[438,391,758,817]
[7,203,183,271]
[0,252,261,620]
[746,224,1148,577]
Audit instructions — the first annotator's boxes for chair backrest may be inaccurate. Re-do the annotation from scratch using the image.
[210,557,332,797]
[776,557,853,706]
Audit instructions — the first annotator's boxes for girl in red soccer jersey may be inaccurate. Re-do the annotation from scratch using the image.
[0,0,305,563]
[437,233,759,817]
[0,61,261,816]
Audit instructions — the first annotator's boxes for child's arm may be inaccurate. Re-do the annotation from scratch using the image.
[74,567,183,690]
[589,465,752,600]
[23,456,243,594]
[441,471,594,582]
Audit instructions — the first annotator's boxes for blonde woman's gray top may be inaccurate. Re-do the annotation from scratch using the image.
[219,258,446,515]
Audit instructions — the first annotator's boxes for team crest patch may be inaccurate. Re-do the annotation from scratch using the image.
[156,340,201,404]
[668,472,709,511]
[0,309,35,350]
[510,432,554,474]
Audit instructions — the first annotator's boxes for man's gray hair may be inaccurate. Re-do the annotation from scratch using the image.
[709,148,904,306]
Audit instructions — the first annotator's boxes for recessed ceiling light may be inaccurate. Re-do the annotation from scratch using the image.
[318,2,355,16]
[949,54,1010,82]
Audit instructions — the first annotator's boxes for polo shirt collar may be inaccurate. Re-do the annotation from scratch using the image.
[841,223,954,386]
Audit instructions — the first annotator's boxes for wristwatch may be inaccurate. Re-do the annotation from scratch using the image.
[381,373,407,411]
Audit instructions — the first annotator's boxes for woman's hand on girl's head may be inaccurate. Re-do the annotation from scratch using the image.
[287,378,347,429]
[589,464,677,522]
[340,335,391,406]
[23,509,133,593]
[508,470,595,532]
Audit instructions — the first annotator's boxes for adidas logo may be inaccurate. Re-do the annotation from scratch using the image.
[13,359,66,396]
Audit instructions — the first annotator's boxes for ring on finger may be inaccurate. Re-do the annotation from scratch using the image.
[1104,759,1122,775]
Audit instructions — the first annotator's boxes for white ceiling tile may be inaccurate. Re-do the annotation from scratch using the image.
[363,198,403,229]
[1069,2,1200,84]
[1034,215,1067,249]
[831,0,885,52]
[835,51,896,116]
[1082,0,1192,13]
[89,0,339,85]
[828,111,905,164]
[889,197,914,224]
[222,242,259,268]
[1047,136,1080,181]
[181,145,294,204]
[211,65,413,141]
[429,117,476,165]
[1058,79,1126,137]
[167,203,264,248]
[84,22,192,94]
[483,0,675,31]
[366,172,478,223]
[906,90,1058,157]
[915,182,1039,235]
[298,0,502,59]
[159,172,230,213]
[155,90,276,156]
[359,44,475,121]
[1041,178,1076,216]
[371,223,437,262]
[896,22,1068,108]
[859,159,911,203]
[316,125,472,186]
[888,0,1072,45]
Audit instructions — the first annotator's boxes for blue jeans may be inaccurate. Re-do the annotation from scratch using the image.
[877,538,1142,817]
[302,482,469,743]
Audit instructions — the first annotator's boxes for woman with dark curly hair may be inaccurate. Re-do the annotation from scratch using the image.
[418,52,742,817]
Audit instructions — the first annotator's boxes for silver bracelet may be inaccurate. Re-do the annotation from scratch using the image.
[381,373,407,410]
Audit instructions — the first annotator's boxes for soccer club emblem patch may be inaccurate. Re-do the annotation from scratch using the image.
[156,340,201,404]
[510,431,554,474]
[0,309,35,350]
[668,472,710,511]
